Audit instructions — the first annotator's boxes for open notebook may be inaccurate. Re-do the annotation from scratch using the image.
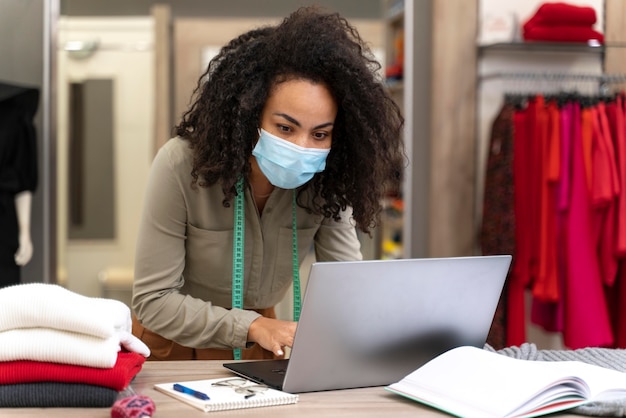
[225,255,512,393]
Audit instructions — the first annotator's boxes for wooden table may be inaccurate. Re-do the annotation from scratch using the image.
[1,360,584,417]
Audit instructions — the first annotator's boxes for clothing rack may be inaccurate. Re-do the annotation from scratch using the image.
[480,72,626,95]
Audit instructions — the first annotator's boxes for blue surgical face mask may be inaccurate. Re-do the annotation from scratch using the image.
[252,128,330,189]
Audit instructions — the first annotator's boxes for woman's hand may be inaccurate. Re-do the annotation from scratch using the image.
[247,317,297,357]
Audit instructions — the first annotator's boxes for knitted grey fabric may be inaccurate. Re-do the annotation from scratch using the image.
[484,343,626,416]
[0,382,118,407]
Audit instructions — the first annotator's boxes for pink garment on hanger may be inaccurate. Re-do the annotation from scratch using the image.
[592,103,619,286]
[563,103,613,349]
[553,101,573,333]
[606,97,626,256]
[605,93,626,347]
[609,265,626,348]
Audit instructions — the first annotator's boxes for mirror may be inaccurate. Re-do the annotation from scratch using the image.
[67,78,115,240]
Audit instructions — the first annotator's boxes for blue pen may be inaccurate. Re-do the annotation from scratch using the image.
[173,383,210,401]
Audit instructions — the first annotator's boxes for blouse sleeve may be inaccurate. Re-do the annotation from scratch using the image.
[132,140,259,350]
[314,206,363,262]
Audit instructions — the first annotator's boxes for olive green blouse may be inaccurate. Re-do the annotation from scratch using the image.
[132,137,362,350]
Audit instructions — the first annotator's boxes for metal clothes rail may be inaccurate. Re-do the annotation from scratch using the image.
[480,72,626,95]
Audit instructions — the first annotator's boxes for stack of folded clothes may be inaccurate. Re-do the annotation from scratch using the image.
[522,2,604,44]
[0,283,150,408]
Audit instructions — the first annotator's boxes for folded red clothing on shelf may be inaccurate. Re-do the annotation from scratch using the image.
[523,25,604,44]
[0,351,145,391]
[524,2,597,28]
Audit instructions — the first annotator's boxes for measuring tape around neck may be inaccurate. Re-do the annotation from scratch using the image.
[231,179,245,361]
[232,178,301,359]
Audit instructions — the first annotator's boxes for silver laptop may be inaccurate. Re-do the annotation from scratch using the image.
[224,255,511,393]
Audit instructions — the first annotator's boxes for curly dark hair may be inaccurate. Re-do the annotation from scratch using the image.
[175,6,405,233]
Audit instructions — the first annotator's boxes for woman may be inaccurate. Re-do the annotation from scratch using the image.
[132,6,405,360]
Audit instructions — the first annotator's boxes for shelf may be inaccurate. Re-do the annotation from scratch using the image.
[478,41,605,55]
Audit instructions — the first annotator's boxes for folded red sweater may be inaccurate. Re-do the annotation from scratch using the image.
[0,351,145,391]
[524,25,604,44]
[524,2,597,28]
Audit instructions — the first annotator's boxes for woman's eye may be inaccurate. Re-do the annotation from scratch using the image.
[277,125,291,133]
[313,132,329,140]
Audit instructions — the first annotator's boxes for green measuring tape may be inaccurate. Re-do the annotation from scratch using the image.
[232,178,301,360]
[291,191,302,322]
[231,179,245,360]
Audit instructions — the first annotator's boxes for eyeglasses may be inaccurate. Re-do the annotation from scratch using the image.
[211,378,268,399]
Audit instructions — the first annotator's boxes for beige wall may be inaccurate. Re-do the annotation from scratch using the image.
[605,0,626,90]
[429,0,478,257]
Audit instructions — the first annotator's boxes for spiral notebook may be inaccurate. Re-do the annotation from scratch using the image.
[154,377,298,412]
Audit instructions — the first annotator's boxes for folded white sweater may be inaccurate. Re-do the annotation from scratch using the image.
[0,328,149,368]
[0,283,150,365]
[0,283,131,338]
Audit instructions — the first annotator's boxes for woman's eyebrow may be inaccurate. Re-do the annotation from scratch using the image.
[274,113,334,130]
[274,112,301,127]
[313,122,334,130]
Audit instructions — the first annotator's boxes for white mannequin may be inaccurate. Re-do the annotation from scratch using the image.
[14,190,33,266]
